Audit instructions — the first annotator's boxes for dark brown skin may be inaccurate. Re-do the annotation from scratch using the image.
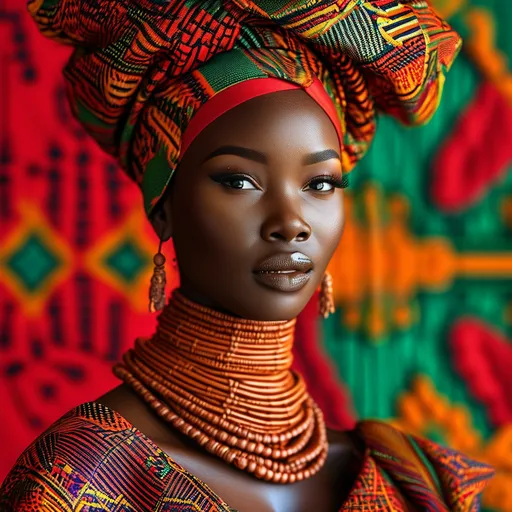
[99,90,362,511]
[155,88,345,321]
[100,384,362,512]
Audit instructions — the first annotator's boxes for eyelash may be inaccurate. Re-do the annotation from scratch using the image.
[211,173,261,190]
[304,174,349,191]
[211,172,349,191]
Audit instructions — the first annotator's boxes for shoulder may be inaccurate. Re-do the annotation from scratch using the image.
[98,384,191,452]
[0,402,138,509]
[353,420,494,511]
[0,398,228,511]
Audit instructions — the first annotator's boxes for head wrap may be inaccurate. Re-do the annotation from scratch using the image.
[28,0,461,215]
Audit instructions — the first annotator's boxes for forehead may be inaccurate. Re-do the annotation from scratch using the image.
[186,89,341,159]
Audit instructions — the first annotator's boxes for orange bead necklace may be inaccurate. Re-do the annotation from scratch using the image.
[114,291,328,483]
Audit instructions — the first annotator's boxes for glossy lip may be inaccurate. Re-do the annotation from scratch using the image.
[253,252,313,292]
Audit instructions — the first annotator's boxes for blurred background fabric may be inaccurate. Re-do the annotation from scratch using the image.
[1,1,512,509]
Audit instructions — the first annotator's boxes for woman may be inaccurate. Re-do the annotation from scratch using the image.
[1,0,494,510]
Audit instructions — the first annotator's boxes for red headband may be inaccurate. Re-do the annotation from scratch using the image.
[181,76,342,157]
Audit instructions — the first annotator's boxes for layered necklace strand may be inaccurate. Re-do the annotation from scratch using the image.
[114,291,328,483]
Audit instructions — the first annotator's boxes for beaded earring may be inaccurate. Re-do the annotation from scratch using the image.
[149,240,167,312]
[319,271,335,319]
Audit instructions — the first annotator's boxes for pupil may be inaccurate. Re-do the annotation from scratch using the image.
[232,180,243,188]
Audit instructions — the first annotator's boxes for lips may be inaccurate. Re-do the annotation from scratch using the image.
[253,252,313,292]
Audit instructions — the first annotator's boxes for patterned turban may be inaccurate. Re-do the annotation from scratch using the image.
[28,0,461,215]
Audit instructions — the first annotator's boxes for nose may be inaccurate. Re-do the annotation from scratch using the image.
[260,199,312,243]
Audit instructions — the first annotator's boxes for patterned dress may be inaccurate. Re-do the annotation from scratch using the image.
[0,402,493,511]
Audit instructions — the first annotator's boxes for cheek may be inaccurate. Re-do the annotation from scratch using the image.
[173,185,261,267]
[310,194,345,257]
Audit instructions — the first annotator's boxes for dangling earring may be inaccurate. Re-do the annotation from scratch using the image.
[149,240,167,313]
[319,271,335,319]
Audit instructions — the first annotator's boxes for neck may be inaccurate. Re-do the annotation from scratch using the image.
[159,290,297,377]
[114,290,327,483]
[150,291,302,432]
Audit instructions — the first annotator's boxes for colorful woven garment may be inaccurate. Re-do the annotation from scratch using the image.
[0,402,493,510]
[27,0,461,214]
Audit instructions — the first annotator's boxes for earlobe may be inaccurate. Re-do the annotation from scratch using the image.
[149,196,173,242]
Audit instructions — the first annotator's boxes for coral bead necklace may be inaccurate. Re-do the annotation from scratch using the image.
[114,291,328,483]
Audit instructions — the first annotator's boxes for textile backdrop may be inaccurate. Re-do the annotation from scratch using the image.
[1,1,512,510]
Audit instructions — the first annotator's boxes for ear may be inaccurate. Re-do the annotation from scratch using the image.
[149,194,173,242]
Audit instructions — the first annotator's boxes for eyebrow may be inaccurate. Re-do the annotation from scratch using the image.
[203,146,267,164]
[203,146,340,166]
[302,149,340,165]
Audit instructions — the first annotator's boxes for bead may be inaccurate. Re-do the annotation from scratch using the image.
[153,252,166,266]
[226,451,237,463]
[115,290,328,484]
[235,457,248,470]
[255,466,267,479]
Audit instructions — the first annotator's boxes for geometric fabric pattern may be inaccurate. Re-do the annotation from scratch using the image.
[1,1,512,511]
[28,0,460,214]
[0,402,493,511]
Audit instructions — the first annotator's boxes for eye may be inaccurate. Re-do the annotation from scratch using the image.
[211,172,260,190]
[303,174,346,193]
[224,177,258,190]
[307,180,335,192]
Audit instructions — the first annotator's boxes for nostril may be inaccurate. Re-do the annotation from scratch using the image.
[269,231,309,242]
[270,232,286,241]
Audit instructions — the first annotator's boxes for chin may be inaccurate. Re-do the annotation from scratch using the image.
[231,290,313,322]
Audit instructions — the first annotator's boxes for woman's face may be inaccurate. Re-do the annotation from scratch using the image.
[155,89,345,321]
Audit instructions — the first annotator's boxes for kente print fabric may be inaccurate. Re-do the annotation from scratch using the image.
[28,0,461,214]
[0,402,493,511]
[3,0,512,510]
